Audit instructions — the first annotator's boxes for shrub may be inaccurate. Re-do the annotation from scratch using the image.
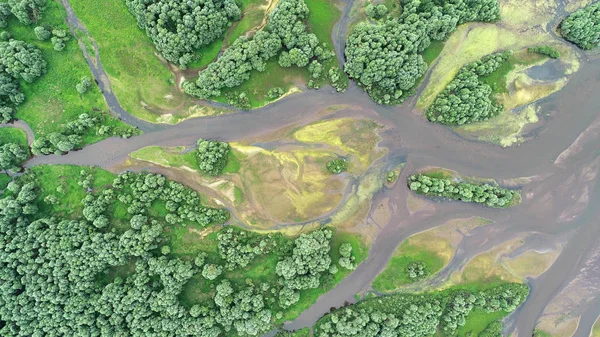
[528,45,560,59]
[76,76,92,94]
[326,158,347,174]
[406,261,428,280]
[408,173,519,208]
[34,26,51,40]
[267,87,284,99]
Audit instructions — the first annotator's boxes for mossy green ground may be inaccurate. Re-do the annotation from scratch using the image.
[8,0,129,144]
[533,329,554,337]
[69,0,186,122]
[0,127,28,148]
[423,40,445,65]
[372,238,447,292]
[129,146,241,175]
[288,328,310,337]
[0,173,11,190]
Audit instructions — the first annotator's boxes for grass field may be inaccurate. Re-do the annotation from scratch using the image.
[130,145,242,175]
[69,0,185,122]
[423,41,445,65]
[28,165,116,217]
[8,0,129,145]
[306,0,348,87]
[0,174,11,190]
[481,51,545,94]
[455,310,505,336]
[213,58,308,108]
[291,328,310,337]
[0,127,29,149]
[372,238,447,292]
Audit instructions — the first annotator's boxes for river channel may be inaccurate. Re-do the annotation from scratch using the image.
[18,1,600,336]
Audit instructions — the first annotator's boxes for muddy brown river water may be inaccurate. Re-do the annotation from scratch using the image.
[16,1,600,336]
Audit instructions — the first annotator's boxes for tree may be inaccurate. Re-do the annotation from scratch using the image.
[125,0,241,68]
[426,51,511,125]
[76,76,92,94]
[0,3,11,28]
[50,29,69,52]
[0,39,46,82]
[407,173,519,208]
[202,263,223,280]
[196,139,230,176]
[528,45,560,59]
[0,142,28,172]
[276,229,333,307]
[406,261,428,280]
[186,0,335,98]
[34,26,51,40]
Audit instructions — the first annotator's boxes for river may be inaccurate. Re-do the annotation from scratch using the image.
[19,0,600,336]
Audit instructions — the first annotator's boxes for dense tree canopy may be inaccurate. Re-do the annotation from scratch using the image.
[0,38,46,122]
[426,51,511,125]
[315,283,529,336]
[276,229,333,308]
[218,227,276,270]
[0,142,27,172]
[185,0,334,99]
[0,169,232,336]
[7,0,46,25]
[345,0,500,104]
[408,173,519,208]
[125,0,241,68]
[0,38,46,82]
[561,2,600,50]
[196,139,230,176]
